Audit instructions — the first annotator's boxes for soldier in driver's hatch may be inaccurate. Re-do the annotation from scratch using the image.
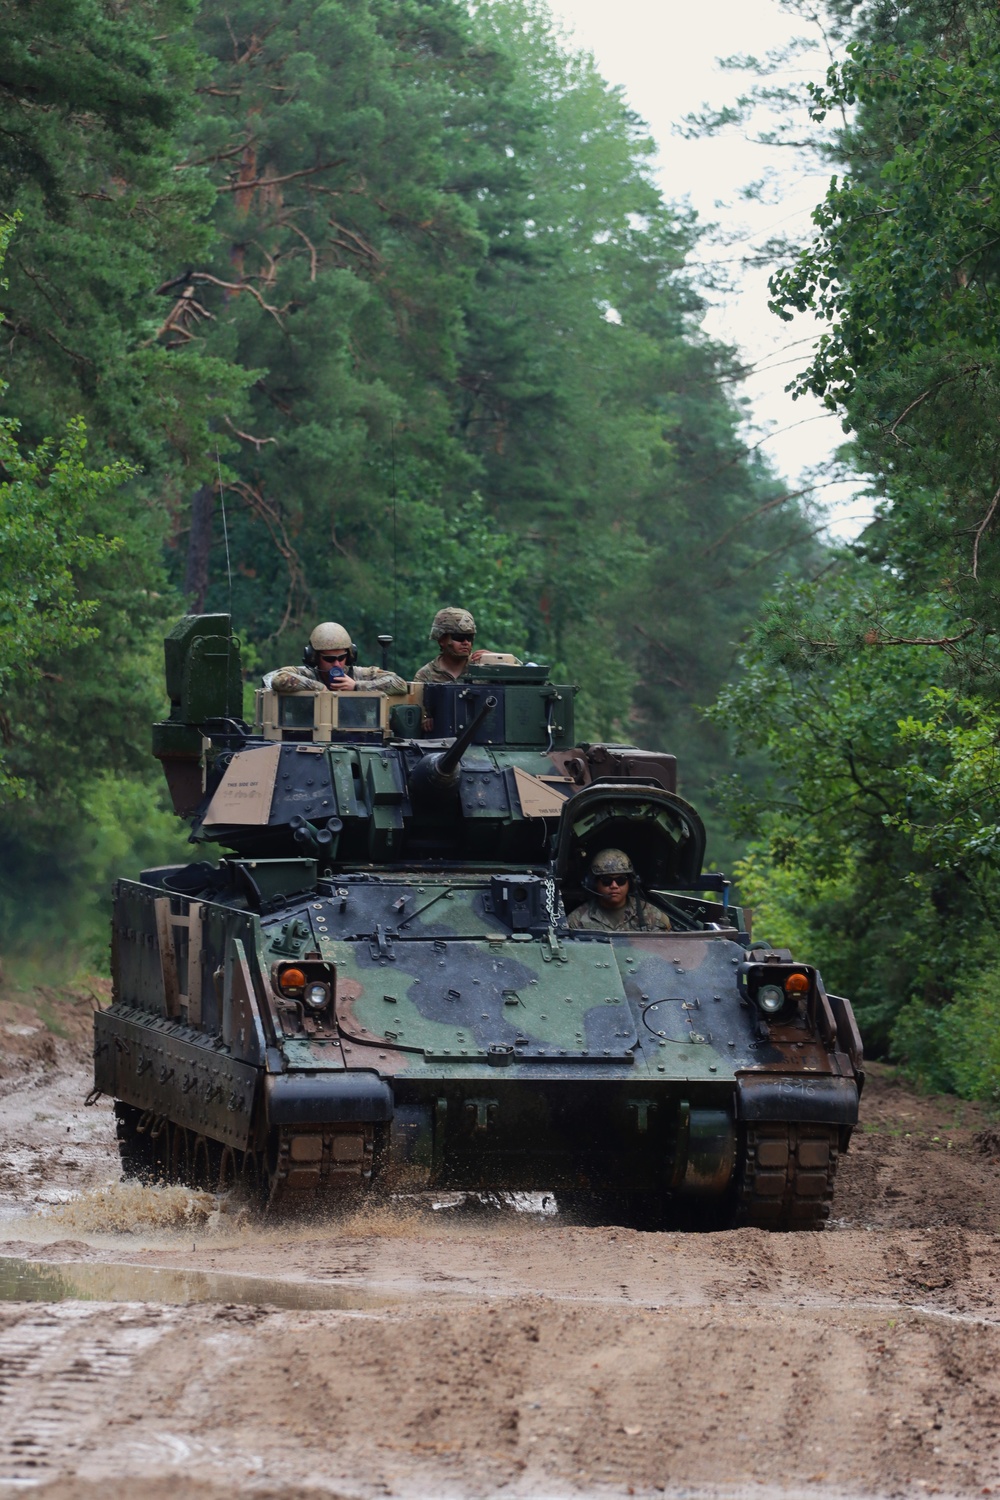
[265,621,407,695]
[413,607,484,683]
[568,848,672,932]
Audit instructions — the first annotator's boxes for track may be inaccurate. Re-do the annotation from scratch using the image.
[115,1103,845,1230]
[115,1103,376,1210]
[736,1121,840,1228]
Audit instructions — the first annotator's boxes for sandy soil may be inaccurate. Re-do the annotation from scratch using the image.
[0,984,999,1500]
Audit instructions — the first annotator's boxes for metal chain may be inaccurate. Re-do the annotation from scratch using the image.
[543,877,557,927]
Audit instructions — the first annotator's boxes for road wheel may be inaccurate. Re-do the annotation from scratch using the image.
[115,1104,155,1182]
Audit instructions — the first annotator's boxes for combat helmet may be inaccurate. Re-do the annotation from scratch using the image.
[430,607,476,642]
[305,621,356,666]
[584,848,635,892]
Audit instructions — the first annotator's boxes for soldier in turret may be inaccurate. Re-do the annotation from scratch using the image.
[413,607,484,684]
[568,848,672,932]
[266,621,407,695]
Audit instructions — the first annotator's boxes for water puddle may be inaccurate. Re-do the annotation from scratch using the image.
[0,1255,401,1311]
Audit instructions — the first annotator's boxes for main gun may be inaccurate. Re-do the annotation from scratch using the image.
[409,695,498,799]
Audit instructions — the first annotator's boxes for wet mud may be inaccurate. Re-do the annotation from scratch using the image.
[0,986,999,1499]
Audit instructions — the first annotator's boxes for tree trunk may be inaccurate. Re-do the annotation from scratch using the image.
[184,483,215,611]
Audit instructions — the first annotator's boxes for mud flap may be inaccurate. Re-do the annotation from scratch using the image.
[736,1073,859,1125]
[266,1071,393,1126]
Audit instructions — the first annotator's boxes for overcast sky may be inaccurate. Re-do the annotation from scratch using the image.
[544,0,871,538]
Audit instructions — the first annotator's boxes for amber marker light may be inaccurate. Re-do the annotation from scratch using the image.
[279,967,306,996]
[785,972,810,994]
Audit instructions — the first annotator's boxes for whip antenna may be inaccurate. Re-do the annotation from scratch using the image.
[390,421,398,664]
[216,445,235,715]
[215,446,233,619]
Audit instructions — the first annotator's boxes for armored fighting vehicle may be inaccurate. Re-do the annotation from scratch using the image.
[95,613,863,1227]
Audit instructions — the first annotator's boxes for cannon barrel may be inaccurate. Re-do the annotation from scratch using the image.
[410,695,498,797]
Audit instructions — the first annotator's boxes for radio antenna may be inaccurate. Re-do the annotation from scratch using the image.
[216,445,235,716]
[216,446,233,619]
[390,421,398,666]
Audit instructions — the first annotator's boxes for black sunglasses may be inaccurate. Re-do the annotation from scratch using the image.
[596,873,630,888]
[448,633,475,644]
[320,652,349,663]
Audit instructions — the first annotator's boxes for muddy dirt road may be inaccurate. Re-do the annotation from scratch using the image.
[1,987,999,1500]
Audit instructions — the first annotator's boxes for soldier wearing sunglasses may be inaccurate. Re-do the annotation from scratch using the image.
[413,607,485,684]
[266,621,407,695]
[568,848,671,932]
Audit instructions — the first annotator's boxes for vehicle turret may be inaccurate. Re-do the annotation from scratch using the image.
[408,695,499,799]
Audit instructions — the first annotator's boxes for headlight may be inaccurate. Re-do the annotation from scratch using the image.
[304,981,330,1011]
[274,961,336,1006]
[757,983,786,1014]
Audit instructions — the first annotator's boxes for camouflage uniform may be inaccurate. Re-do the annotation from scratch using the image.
[413,655,466,685]
[265,664,407,695]
[568,895,671,932]
[414,605,476,684]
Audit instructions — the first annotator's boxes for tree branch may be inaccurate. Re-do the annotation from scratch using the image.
[699,487,812,559]
[223,416,277,453]
[174,136,258,171]
[972,483,1000,580]
[868,624,977,649]
[845,747,894,817]
[226,479,308,636]
[155,271,286,327]
[216,161,346,194]
[631,625,687,689]
[283,220,319,280]
[328,218,382,264]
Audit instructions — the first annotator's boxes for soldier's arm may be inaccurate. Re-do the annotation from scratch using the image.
[267,666,321,693]
[354,665,408,695]
[643,900,672,931]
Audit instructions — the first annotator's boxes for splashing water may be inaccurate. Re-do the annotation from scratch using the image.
[44,1181,217,1235]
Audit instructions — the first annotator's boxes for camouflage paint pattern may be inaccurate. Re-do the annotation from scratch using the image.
[113,615,862,1218]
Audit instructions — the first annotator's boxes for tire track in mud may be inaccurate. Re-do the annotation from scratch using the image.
[0,1050,999,1496]
[0,1308,168,1482]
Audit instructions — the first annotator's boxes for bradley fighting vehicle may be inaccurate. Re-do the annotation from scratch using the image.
[94,614,863,1227]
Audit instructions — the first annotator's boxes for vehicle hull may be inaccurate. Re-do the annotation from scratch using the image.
[97,873,861,1225]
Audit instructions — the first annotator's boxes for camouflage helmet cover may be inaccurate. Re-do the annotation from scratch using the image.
[309,621,354,652]
[430,607,476,642]
[589,847,635,879]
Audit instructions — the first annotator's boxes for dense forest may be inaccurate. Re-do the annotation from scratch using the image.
[4,0,1000,1099]
[0,0,809,948]
[708,0,1000,1097]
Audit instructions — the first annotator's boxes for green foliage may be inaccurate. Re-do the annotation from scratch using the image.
[0,0,180,196]
[0,771,191,969]
[688,0,1000,1093]
[0,0,248,478]
[893,947,1000,1101]
[0,214,134,807]
[767,2,1000,625]
[890,689,1000,870]
[773,13,1000,367]
[0,412,127,790]
[711,564,1000,1051]
[391,494,532,663]
[177,0,489,638]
